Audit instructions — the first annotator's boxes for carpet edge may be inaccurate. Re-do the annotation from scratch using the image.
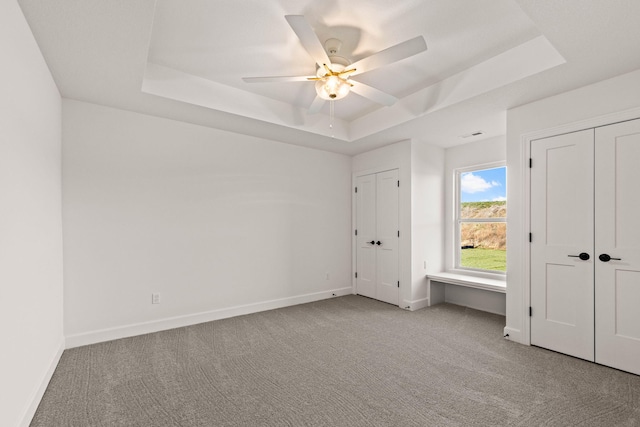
[65,287,353,349]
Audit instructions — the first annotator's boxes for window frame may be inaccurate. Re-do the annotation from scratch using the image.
[453,161,507,276]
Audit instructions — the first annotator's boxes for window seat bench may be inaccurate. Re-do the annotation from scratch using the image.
[426,272,506,307]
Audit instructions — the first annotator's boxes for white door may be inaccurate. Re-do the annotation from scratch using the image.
[594,118,640,375]
[530,129,595,361]
[375,170,399,305]
[355,170,399,305]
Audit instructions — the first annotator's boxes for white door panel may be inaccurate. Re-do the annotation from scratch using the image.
[356,174,376,299]
[375,170,399,305]
[594,118,640,375]
[530,129,595,361]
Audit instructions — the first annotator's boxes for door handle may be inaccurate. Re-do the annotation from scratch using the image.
[599,254,621,262]
[368,241,375,245]
[376,241,382,246]
[568,252,590,261]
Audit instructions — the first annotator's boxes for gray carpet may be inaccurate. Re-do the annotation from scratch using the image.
[31,296,640,426]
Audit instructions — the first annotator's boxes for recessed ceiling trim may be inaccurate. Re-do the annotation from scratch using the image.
[143,36,564,144]
[142,62,350,140]
[349,35,566,141]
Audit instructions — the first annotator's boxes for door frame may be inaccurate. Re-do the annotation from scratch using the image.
[352,166,406,307]
[519,107,640,346]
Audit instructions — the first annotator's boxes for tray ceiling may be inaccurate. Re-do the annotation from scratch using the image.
[17,0,640,154]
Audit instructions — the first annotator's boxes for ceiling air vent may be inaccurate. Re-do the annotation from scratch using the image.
[460,131,484,139]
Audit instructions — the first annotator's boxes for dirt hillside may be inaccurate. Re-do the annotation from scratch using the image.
[460,201,506,250]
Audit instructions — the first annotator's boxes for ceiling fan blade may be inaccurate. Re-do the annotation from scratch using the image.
[350,81,398,106]
[285,15,331,69]
[349,36,427,76]
[242,76,315,83]
[307,96,325,114]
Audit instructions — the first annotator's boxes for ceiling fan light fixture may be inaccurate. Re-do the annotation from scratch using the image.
[315,75,350,100]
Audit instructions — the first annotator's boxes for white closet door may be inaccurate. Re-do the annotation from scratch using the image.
[595,118,640,375]
[530,129,595,361]
[355,170,399,305]
[356,174,377,299]
[375,170,399,305]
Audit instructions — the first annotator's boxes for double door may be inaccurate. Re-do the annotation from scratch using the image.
[355,170,399,306]
[530,118,640,375]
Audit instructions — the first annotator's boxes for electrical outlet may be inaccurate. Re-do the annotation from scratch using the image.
[152,293,160,304]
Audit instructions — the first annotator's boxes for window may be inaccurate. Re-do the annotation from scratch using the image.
[455,164,506,273]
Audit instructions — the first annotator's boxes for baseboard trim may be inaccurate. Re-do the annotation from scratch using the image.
[503,327,524,344]
[65,287,353,348]
[401,297,429,311]
[20,338,64,427]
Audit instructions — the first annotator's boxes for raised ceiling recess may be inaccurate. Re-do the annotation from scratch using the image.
[141,0,564,143]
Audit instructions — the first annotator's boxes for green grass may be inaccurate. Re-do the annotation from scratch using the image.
[460,248,506,272]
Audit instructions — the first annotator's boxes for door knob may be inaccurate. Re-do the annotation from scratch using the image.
[599,254,622,262]
[368,241,375,245]
[568,252,590,261]
[376,241,382,246]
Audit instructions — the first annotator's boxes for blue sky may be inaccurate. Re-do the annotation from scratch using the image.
[460,166,506,202]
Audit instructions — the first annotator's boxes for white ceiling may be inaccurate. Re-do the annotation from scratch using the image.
[17,0,640,155]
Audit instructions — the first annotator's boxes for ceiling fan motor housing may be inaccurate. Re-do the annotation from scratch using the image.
[316,57,350,77]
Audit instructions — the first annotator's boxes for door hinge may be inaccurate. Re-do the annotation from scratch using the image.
[355,272,358,279]
[397,180,400,187]
[355,229,358,236]
[529,306,532,317]
[397,230,400,237]
[397,281,400,288]
[529,233,532,243]
[355,187,358,193]
[529,158,532,168]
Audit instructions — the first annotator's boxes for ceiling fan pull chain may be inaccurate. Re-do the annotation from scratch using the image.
[329,99,335,138]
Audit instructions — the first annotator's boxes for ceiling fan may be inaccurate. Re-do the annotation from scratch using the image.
[243,15,427,114]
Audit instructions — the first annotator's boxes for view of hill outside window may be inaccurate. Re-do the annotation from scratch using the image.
[457,165,506,272]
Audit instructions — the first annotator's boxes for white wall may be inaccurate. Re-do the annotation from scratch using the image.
[352,140,445,310]
[442,285,505,316]
[62,100,353,346]
[443,136,507,314]
[410,142,444,304]
[505,69,640,343]
[0,2,64,426]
